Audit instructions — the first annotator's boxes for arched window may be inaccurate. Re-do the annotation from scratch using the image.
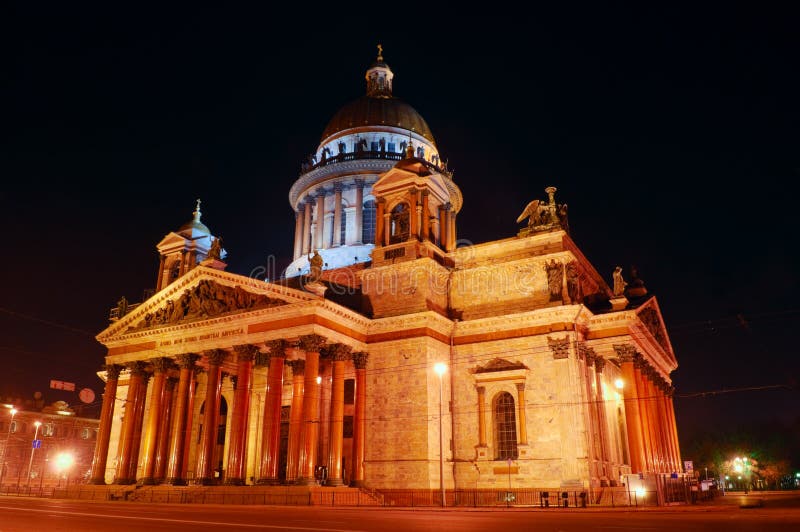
[389,203,410,244]
[494,392,518,460]
[362,200,376,244]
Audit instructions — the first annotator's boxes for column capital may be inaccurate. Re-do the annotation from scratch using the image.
[126,361,148,378]
[594,356,606,373]
[476,385,485,395]
[333,182,344,193]
[265,339,290,357]
[203,348,229,366]
[150,357,173,374]
[288,359,306,376]
[326,343,352,362]
[354,178,365,188]
[352,351,369,370]
[613,343,637,362]
[298,334,327,353]
[547,336,570,360]
[104,363,123,380]
[577,342,596,363]
[233,344,260,363]
[175,353,200,369]
[515,382,525,393]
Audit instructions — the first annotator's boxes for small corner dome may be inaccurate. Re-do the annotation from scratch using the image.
[178,199,211,237]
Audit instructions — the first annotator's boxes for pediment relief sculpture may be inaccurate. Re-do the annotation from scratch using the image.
[128,279,287,332]
[473,357,528,374]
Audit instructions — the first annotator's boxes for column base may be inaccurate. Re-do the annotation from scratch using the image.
[162,478,187,486]
[112,478,136,485]
[88,478,108,485]
[197,478,217,486]
[349,480,365,488]
[295,477,317,486]
[256,478,281,485]
[140,477,157,485]
[327,478,344,487]
[224,478,245,486]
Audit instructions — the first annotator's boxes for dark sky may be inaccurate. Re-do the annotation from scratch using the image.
[2,6,799,444]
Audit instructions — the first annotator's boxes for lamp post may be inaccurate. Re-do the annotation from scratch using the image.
[434,362,447,507]
[0,408,17,488]
[25,421,41,491]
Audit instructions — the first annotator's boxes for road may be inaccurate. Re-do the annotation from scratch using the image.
[0,495,799,531]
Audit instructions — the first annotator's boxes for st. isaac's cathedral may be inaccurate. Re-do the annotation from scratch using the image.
[88,48,682,499]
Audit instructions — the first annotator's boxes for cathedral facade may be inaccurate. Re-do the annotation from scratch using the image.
[89,50,682,494]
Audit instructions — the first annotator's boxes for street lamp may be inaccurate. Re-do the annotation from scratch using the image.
[25,421,41,491]
[0,408,17,488]
[55,452,74,488]
[434,362,447,507]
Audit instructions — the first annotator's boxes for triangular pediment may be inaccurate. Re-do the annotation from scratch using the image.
[636,297,677,365]
[372,166,450,203]
[97,266,317,341]
[473,357,528,374]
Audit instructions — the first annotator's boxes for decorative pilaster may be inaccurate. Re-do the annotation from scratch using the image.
[350,351,369,486]
[476,385,487,449]
[515,383,528,445]
[375,198,385,247]
[90,364,122,484]
[140,357,172,484]
[421,190,430,240]
[196,349,228,485]
[257,340,289,484]
[225,344,259,485]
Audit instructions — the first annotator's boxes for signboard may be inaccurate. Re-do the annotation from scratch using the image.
[32,439,42,449]
[684,460,694,473]
[50,380,75,392]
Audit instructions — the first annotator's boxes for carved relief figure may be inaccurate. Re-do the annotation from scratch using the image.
[545,259,564,301]
[566,261,581,302]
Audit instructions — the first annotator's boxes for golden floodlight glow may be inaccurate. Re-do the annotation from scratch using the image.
[614,378,624,389]
[434,362,447,376]
[55,452,74,471]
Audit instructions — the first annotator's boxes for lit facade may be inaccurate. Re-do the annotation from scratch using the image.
[89,50,682,493]
[1,404,99,490]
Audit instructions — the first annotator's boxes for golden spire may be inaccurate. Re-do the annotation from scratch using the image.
[377,43,383,62]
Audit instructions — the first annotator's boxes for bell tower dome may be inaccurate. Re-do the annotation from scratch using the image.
[154,199,226,291]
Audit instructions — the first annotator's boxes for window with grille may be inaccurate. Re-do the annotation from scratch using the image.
[340,206,347,244]
[494,392,518,460]
[362,201,376,244]
[43,423,55,437]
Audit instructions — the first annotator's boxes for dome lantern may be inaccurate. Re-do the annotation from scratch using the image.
[365,43,393,98]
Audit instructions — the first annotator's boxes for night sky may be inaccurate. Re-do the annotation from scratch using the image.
[3,6,798,445]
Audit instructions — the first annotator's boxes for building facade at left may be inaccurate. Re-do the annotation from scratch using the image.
[1,401,99,491]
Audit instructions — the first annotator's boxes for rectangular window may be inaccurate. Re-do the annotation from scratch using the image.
[370,141,379,152]
[43,423,55,437]
[388,142,396,153]
[344,379,355,405]
[343,415,354,438]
